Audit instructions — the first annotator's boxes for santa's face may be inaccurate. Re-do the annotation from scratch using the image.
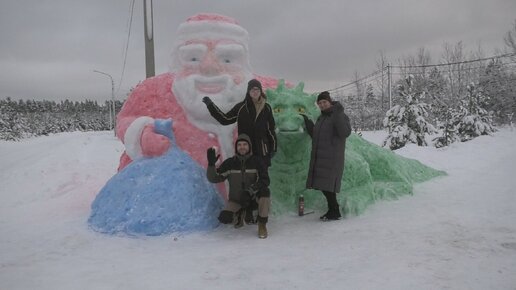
[172,39,252,124]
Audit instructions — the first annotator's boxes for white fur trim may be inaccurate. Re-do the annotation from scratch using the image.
[176,21,249,47]
[124,116,155,161]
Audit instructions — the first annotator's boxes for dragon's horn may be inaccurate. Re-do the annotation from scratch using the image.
[294,82,304,93]
[276,79,286,91]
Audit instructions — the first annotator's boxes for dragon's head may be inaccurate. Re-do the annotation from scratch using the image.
[267,80,318,160]
[267,80,318,135]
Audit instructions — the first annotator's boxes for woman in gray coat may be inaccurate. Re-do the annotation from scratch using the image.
[302,91,351,220]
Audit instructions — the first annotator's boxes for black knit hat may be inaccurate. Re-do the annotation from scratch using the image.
[317,91,332,102]
[247,79,263,93]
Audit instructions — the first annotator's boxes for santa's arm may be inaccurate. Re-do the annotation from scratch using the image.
[116,81,171,161]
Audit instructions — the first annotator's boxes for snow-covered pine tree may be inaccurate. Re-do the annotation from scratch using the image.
[0,98,23,140]
[455,83,496,141]
[432,102,461,148]
[478,59,515,124]
[428,73,461,148]
[383,75,437,150]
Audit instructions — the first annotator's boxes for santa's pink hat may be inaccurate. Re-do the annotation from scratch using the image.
[176,13,249,46]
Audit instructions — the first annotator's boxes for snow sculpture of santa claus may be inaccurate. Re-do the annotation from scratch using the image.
[116,13,280,178]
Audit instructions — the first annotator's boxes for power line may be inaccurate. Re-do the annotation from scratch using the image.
[340,72,386,92]
[390,61,516,75]
[390,53,516,69]
[116,0,136,96]
[327,68,385,92]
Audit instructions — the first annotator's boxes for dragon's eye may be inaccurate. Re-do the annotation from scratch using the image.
[273,107,283,113]
[297,107,306,113]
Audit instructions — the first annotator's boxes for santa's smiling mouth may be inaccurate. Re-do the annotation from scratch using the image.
[195,81,225,94]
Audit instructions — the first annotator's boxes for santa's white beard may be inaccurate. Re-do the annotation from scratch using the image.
[172,72,252,159]
[173,73,251,124]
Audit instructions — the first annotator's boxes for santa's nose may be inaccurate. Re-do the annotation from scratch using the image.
[200,52,223,76]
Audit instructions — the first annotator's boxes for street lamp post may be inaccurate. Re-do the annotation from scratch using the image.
[93,70,116,136]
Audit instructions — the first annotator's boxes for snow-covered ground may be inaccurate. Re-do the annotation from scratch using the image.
[1,129,515,290]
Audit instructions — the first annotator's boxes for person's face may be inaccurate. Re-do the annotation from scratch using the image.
[249,87,261,101]
[317,99,332,111]
[236,140,250,155]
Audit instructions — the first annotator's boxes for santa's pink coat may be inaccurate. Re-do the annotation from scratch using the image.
[116,72,280,182]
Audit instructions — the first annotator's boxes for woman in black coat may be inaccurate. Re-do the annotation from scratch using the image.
[302,91,351,220]
[202,79,277,167]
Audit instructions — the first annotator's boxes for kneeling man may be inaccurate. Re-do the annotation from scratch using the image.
[206,134,271,239]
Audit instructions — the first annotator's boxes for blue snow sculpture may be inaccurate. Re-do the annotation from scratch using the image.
[88,119,224,236]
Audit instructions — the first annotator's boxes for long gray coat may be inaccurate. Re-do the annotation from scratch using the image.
[306,101,352,193]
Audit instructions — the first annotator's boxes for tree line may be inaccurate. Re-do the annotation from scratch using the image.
[0,98,123,141]
[330,21,516,149]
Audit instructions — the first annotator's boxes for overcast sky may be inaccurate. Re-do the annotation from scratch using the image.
[1,0,515,102]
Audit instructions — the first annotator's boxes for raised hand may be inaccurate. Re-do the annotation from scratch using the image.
[202,96,213,106]
[300,114,314,137]
[206,147,220,166]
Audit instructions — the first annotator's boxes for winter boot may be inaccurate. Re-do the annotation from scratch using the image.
[321,206,342,221]
[258,222,268,238]
[245,209,257,224]
[321,191,341,221]
[319,210,330,220]
[244,201,257,224]
[234,209,245,228]
[257,216,268,238]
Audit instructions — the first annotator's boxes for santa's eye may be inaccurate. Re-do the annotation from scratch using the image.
[178,44,206,64]
[215,44,244,65]
[297,107,306,113]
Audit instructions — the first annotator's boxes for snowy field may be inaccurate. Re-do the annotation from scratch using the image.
[1,128,516,290]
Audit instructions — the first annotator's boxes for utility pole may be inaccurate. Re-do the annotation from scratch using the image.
[143,0,155,78]
[387,63,392,109]
[381,65,385,111]
[93,70,116,136]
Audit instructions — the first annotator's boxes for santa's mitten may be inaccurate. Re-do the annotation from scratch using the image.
[140,124,170,157]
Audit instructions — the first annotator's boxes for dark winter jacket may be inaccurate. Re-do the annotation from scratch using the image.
[206,96,277,166]
[306,101,352,193]
[207,134,270,205]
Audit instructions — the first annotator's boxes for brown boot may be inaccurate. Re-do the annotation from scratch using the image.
[258,222,268,239]
[234,209,245,228]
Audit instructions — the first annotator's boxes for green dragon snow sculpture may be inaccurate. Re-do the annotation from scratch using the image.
[266,80,446,216]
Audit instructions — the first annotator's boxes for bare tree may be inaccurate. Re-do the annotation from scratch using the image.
[504,20,516,53]
[442,41,467,105]
[375,50,389,111]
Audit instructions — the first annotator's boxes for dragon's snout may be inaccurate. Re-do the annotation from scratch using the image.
[276,118,305,134]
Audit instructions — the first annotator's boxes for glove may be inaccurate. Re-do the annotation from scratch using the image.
[248,183,260,195]
[202,96,213,106]
[206,147,220,166]
[300,114,314,128]
[300,114,314,137]
[141,124,171,157]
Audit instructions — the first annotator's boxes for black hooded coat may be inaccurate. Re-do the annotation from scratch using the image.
[306,101,352,193]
